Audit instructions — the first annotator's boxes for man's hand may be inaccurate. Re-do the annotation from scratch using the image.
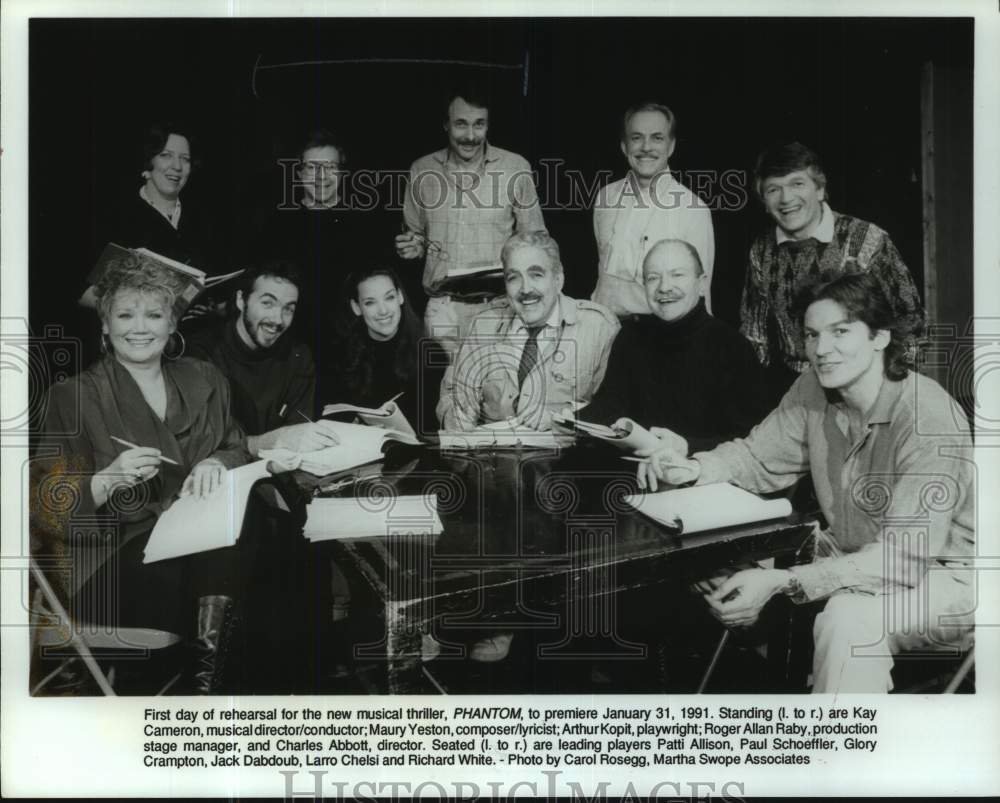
[635,427,697,490]
[395,230,425,260]
[272,421,342,453]
[703,568,790,629]
[181,458,227,500]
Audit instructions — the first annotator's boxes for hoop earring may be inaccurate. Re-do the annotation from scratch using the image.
[100,333,112,355]
[164,331,186,361]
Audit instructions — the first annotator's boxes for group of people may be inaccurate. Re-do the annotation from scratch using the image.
[31,84,974,695]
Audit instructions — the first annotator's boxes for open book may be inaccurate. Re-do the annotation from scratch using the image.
[90,243,243,320]
[261,420,421,476]
[438,261,505,299]
[446,261,503,279]
[143,460,276,563]
[322,393,415,438]
[552,414,661,452]
[625,482,792,535]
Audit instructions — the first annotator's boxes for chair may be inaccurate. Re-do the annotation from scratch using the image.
[30,556,183,696]
[891,632,975,694]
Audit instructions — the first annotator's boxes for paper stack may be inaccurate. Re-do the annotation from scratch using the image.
[303,493,443,542]
[625,482,792,535]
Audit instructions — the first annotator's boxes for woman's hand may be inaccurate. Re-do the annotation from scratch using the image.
[182,458,227,500]
[92,447,163,505]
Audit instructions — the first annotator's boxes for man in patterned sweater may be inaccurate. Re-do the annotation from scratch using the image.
[739,142,924,401]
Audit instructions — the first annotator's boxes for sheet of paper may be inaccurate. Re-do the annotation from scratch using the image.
[625,482,793,534]
[322,394,416,437]
[553,414,661,452]
[142,460,272,563]
[303,494,443,541]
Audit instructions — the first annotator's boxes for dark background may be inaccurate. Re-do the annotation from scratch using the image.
[29,16,973,344]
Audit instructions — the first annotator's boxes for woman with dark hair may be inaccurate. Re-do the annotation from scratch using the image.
[320,266,438,434]
[80,122,221,314]
[37,253,252,693]
[114,123,215,266]
[639,271,974,693]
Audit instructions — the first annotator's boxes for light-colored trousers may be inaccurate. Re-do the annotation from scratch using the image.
[810,568,975,693]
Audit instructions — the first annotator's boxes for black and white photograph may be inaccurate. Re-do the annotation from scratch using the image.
[2,0,998,798]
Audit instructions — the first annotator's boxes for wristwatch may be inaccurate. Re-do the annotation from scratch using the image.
[782,571,802,597]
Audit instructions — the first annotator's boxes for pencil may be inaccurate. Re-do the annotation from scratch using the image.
[110,435,180,465]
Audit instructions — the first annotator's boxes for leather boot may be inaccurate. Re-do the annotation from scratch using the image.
[189,595,234,694]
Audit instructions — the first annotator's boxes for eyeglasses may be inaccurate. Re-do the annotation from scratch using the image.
[425,239,449,262]
[299,161,342,176]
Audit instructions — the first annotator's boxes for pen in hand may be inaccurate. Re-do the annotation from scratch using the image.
[110,436,179,465]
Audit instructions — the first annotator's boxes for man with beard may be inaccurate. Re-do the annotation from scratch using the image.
[396,84,546,358]
[189,258,340,693]
[188,258,340,454]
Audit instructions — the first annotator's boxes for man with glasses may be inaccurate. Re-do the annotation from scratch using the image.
[252,128,394,354]
[396,84,546,359]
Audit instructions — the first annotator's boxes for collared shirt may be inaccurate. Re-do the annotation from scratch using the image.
[403,143,546,295]
[507,299,563,366]
[592,172,715,316]
[774,200,835,244]
[694,370,975,601]
[437,294,620,431]
[139,185,182,229]
[740,208,925,373]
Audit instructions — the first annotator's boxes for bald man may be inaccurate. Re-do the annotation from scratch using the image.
[578,238,769,452]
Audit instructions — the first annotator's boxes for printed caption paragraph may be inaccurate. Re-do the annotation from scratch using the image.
[140,703,879,769]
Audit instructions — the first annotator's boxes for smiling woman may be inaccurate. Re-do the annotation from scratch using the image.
[320,266,441,435]
[33,253,259,693]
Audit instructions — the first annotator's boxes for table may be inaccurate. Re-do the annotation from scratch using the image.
[303,443,815,694]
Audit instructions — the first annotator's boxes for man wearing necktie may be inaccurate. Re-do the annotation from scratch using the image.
[437,231,619,433]
[739,142,924,403]
[435,229,618,663]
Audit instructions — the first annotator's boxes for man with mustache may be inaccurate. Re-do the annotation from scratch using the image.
[592,102,715,317]
[438,230,619,433]
[578,238,770,451]
[396,85,547,359]
[188,258,340,454]
[740,142,924,403]
[436,229,618,663]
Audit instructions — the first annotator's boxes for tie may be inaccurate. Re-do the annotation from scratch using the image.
[517,325,543,391]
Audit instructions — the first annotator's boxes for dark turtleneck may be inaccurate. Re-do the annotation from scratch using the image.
[578,299,771,452]
[187,319,316,436]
